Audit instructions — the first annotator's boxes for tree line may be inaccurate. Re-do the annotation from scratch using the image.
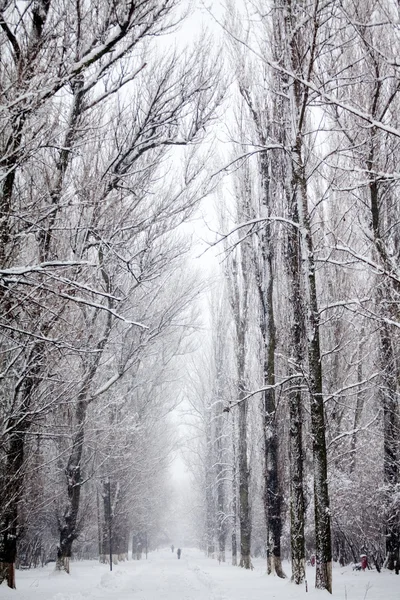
[185,0,400,595]
[0,0,220,588]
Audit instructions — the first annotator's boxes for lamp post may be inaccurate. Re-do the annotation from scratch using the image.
[105,479,112,571]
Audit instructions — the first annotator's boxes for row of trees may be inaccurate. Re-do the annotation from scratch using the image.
[186,0,400,594]
[0,0,221,588]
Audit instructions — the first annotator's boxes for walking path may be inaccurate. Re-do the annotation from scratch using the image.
[1,547,398,600]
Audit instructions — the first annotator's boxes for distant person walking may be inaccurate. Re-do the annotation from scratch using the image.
[177,548,181,559]
[171,544,174,553]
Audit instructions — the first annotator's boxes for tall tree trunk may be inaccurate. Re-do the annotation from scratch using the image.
[283,0,332,589]
[216,411,227,562]
[286,168,306,585]
[0,342,48,587]
[225,183,252,571]
[288,380,306,584]
[293,149,332,591]
[205,418,215,558]
[380,318,399,571]
[259,155,285,578]
[0,432,24,588]
[238,397,251,569]
[213,317,228,563]
[349,330,365,474]
[231,412,238,566]
[57,399,87,573]
[231,252,251,569]
[368,141,400,572]
[263,299,284,577]
[291,137,332,590]
[238,81,286,578]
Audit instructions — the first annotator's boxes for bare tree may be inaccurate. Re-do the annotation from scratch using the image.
[0,0,222,585]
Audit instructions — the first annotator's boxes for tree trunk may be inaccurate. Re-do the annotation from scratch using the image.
[259,149,285,578]
[368,143,400,572]
[227,227,251,569]
[286,184,306,584]
[231,254,252,569]
[216,411,227,562]
[205,418,215,558]
[231,412,238,566]
[57,401,86,572]
[0,353,44,588]
[213,322,228,564]
[0,430,24,588]
[238,399,251,569]
[349,331,365,474]
[380,319,399,571]
[282,0,332,588]
[293,145,332,591]
[239,85,286,578]
[260,235,284,578]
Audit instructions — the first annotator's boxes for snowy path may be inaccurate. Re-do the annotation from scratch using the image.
[2,548,399,600]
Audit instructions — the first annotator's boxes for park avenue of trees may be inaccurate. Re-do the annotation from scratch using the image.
[1,0,400,595]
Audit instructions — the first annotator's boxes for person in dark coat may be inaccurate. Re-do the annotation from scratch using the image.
[177,548,181,559]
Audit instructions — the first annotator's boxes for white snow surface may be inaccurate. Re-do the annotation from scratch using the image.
[1,548,399,600]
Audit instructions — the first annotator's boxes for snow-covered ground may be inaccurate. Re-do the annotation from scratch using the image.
[2,548,399,600]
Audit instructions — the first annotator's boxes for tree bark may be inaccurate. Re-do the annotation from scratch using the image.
[349,331,365,474]
[238,399,251,569]
[368,133,400,572]
[259,154,285,578]
[57,398,86,573]
[205,416,215,558]
[231,411,238,566]
[231,254,252,570]
[216,410,227,562]
[286,173,306,585]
